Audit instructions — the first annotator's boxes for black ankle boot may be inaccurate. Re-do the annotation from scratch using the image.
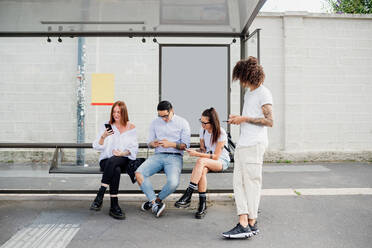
[109,197,125,220]
[195,196,207,219]
[90,186,106,211]
[175,187,193,208]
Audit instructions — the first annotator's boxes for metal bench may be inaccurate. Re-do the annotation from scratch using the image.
[44,143,233,174]
[0,143,234,194]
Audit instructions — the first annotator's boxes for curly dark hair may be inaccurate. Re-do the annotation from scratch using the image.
[232,56,265,87]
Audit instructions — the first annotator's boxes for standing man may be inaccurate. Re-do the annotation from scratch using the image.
[135,100,190,217]
[223,57,273,238]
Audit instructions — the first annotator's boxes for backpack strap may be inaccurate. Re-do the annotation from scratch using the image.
[204,129,232,153]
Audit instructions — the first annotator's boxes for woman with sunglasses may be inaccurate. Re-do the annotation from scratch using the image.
[175,107,230,219]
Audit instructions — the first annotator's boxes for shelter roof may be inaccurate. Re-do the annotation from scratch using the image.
[0,0,266,37]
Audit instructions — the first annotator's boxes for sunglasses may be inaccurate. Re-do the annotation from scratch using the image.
[158,113,170,119]
[199,118,210,125]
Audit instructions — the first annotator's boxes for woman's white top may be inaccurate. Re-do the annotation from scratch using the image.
[199,127,230,162]
[93,122,138,161]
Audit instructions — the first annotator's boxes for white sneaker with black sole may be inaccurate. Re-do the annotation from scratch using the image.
[152,202,165,218]
[141,201,153,211]
[249,222,260,235]
[222,223,253,239]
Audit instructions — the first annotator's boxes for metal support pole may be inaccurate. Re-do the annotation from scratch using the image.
[239,28,261,114]
[240,35,247,114]
[76,37,86,166]
[257,29,261,64]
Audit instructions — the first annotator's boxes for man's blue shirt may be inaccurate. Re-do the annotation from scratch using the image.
[148,114,191,155]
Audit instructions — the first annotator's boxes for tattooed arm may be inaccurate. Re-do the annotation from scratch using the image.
[229,104,273,127]
[247,104,273,127]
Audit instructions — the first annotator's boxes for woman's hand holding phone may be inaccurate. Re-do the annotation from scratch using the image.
[112,149,130,157]
[112,149,122,156]
[186,148,198,157]
[101,129,113,139]
[101,124,114,139]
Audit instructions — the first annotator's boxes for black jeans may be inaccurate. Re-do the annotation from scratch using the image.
[100,156,130,195]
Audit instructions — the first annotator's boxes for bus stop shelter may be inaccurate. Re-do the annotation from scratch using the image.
[0,0,265,171]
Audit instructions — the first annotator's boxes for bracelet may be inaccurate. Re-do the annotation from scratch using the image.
[176,143,180,150]
[210,154,213,159]
[101,135,105,139]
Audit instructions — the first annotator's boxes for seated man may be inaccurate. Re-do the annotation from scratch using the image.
[135,100,190,217]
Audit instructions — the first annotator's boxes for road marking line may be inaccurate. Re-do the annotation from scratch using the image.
[0,224,80,248]
[294,188,372,195]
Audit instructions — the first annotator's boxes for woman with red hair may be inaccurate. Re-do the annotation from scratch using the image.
[91,101,138,220]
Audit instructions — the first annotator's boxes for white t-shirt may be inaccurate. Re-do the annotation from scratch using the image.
[199,127,230,162]
[238,85,273,148]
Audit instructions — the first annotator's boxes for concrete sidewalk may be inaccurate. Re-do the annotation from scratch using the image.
[0,162,371,248]
[1,162,372,192]
[1,195,371,248]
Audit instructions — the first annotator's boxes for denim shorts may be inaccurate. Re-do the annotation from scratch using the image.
[219,158,230,171]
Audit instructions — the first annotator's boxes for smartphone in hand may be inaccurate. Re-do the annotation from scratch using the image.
[105,123,113,131]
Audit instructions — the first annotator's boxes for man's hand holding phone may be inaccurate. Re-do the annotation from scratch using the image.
[228,115,247,125]
[158,139,172,148]
[150,139,160,148]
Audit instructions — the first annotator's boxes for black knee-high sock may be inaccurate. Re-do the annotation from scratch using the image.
[110,197,118,207]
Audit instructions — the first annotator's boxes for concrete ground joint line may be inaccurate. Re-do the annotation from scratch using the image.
[1,188,372,200]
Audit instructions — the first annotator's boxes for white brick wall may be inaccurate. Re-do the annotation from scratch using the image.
[0,38,76,142]
[251,12,372,152]
[0,12,371,157]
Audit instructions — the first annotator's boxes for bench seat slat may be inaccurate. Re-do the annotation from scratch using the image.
[49,164,234,174]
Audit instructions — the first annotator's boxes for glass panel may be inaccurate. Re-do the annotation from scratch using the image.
[161,45,229,135]
[0,0,263,34]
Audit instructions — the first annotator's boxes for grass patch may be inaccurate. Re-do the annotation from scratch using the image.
[7,160,14,163]
[276,159,292,164]
[294,190,301,196]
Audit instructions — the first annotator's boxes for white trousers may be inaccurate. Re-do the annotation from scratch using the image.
[233,144,266,219]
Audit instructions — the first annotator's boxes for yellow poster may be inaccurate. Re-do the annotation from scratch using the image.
[91,73,114,105]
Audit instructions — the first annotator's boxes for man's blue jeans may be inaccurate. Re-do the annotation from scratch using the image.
[136,153,183,202]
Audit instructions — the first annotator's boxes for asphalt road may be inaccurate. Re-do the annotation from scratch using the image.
[0,162,371,248]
